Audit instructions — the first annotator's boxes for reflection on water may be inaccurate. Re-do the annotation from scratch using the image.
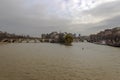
[0,42,120,80]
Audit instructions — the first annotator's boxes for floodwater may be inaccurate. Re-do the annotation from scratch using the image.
[0,42,120,80]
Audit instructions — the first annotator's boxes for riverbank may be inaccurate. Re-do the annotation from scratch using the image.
[91,41,120,47]
[88,27,120,47]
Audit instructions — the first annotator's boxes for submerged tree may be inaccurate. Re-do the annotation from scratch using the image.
[64,34,73,45]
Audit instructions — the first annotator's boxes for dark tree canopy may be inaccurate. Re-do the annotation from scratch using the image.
[64,34,73,45]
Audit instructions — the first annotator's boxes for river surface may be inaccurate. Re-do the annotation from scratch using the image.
[0,42,120,80]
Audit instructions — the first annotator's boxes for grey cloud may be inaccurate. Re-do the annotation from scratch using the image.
[82,1,120,17]
[0,0,120,36]
[0,0,71,36]
[81,15,120,35]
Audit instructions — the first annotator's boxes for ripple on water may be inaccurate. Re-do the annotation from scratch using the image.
[0,43,120,80]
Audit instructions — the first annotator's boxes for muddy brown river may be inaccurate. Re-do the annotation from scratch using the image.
[0,42,120,80]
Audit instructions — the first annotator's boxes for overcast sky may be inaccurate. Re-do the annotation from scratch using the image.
[0,0,120,36]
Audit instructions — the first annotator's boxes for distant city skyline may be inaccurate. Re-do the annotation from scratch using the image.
[0,0,120,37]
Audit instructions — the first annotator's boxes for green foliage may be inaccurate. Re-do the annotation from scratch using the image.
[64,34,73,45]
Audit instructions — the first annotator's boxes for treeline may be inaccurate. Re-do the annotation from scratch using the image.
[88,27,120,47]
[0,31,31,41]
[41,32,74,45]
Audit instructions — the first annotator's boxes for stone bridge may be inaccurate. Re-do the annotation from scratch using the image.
[0,38,56,43]
[1,38,42,43]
